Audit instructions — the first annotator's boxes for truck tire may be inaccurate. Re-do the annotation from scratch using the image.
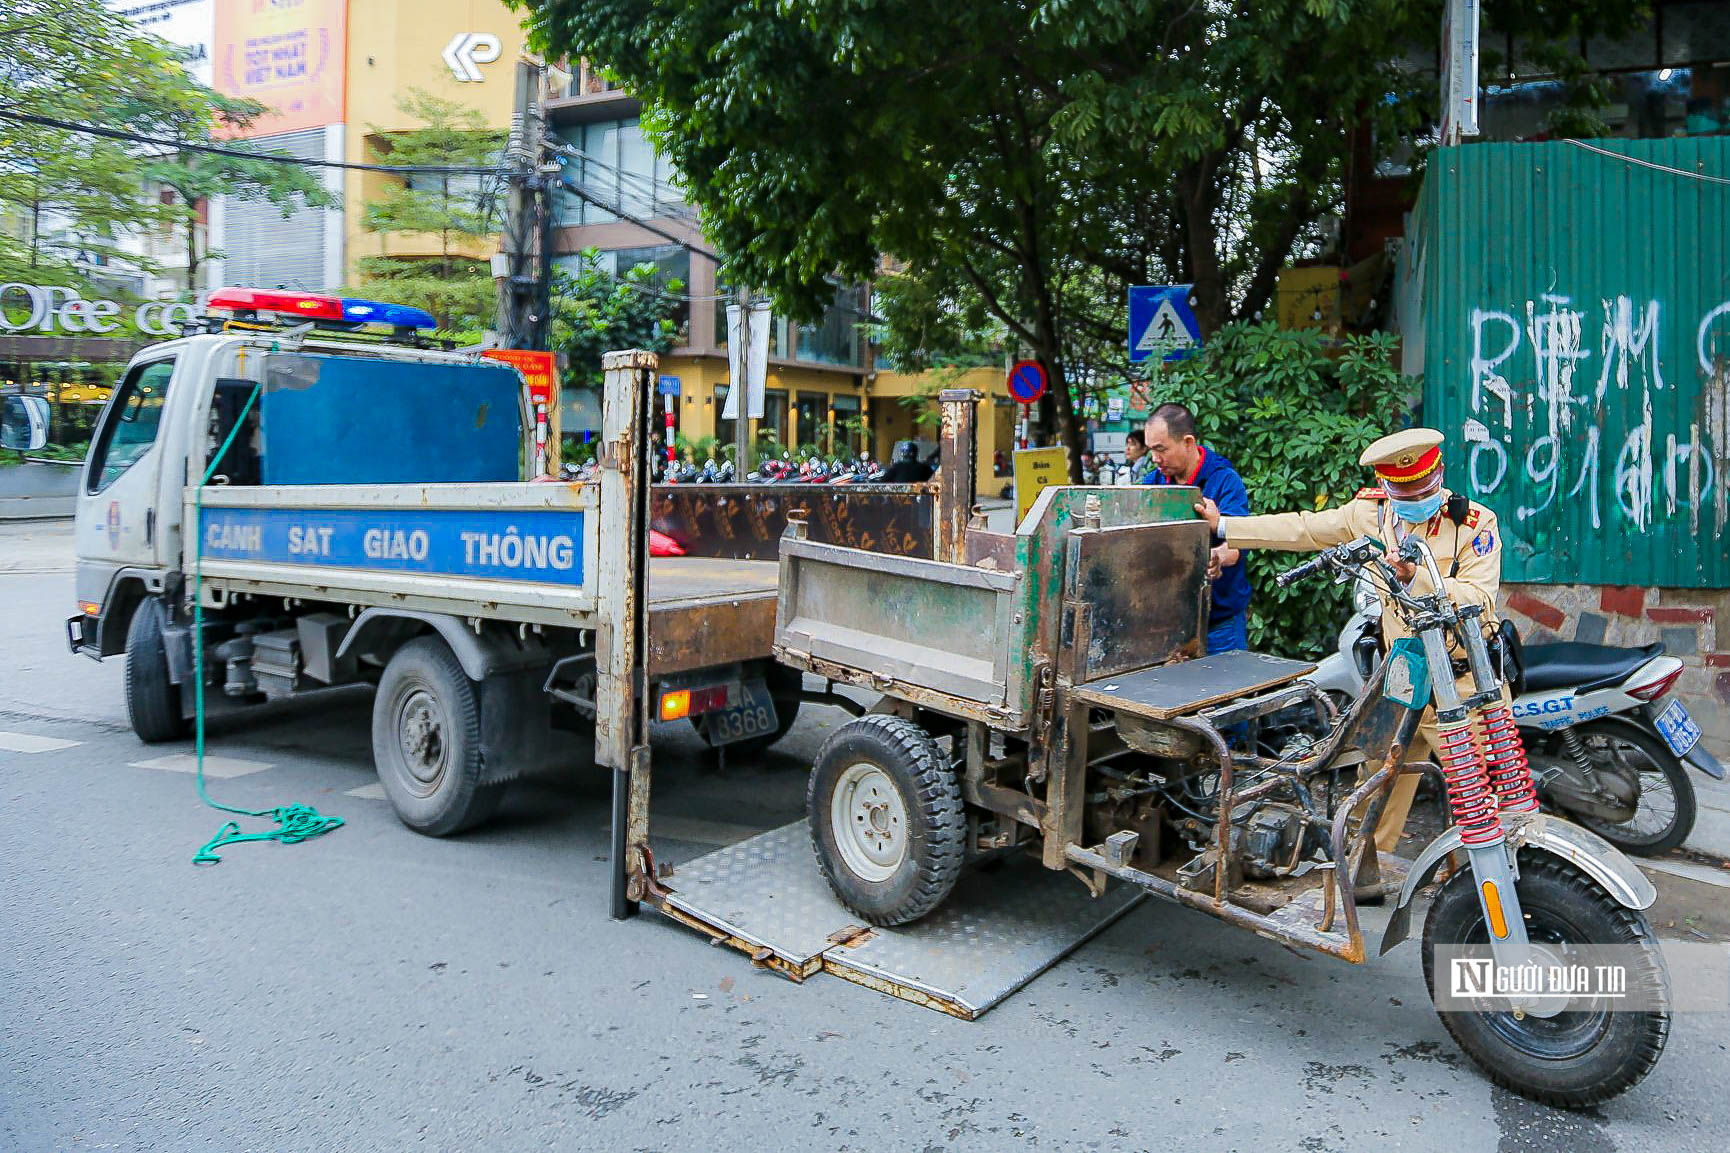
[125,597,190,743]
[373,636,503,836]
[807,714,965,926]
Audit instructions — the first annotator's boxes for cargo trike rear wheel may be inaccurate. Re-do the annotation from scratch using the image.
[1422,850,1668,1108]
[806,715,965,926]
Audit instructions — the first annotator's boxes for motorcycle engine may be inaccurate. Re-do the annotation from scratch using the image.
[1229,801,1326,880]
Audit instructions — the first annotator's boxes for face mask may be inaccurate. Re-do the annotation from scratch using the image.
[1391,493,1443,524]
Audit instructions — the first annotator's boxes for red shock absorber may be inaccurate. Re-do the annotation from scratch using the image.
[1435,717,1506,847]
[1478,703,1540,814]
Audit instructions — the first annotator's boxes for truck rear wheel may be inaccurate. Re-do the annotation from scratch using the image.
[372,637,502,836]
[125,597,189,743]
[806,714,965,926]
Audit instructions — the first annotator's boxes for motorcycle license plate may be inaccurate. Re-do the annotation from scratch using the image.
[705,679,779,747]
[1654,699,1702,757]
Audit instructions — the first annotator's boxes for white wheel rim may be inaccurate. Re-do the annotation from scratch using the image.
[830,762,909,882]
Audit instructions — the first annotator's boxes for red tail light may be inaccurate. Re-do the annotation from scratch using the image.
[1627,667,1683,702]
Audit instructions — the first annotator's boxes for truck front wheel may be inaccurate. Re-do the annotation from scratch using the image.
[807,714,965,926]
[373,637,502,836]
[125,597,190,743]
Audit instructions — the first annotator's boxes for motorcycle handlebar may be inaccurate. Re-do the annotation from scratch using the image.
[1275,553,1331,588]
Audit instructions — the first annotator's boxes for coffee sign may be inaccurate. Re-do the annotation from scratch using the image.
[0,283,197,337]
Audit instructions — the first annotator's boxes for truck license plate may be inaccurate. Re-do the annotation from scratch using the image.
[705,679,779,747]
[1654,699,1702,757]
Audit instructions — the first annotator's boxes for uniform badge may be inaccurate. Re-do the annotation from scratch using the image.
[1472,530,1495,556]
[1354,487,1385,501]
[1465,507,1482,529]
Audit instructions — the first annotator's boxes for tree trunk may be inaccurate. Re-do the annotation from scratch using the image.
[1180,161,1228,337]
[185,202,199,295]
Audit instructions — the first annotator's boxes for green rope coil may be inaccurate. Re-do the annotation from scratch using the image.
[189,381,343,865]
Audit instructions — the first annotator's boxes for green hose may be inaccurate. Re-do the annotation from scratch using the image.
[189,382,343,865]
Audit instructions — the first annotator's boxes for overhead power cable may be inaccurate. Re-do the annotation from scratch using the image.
[0,107,506,175]
[1565,137,1730,187]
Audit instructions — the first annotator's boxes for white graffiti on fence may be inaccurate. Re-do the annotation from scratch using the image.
[1466,295,1728,536]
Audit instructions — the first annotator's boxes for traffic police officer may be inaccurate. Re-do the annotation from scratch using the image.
[1196,428,1505,854]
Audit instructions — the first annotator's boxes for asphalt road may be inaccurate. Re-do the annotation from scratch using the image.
[2,521,1726,1152]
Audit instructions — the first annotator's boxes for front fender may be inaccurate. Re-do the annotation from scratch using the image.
[1379,812,1656,955]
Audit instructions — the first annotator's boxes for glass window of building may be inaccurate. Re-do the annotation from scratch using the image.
[761,389,788,452]
[794,391,827,451]
[715,383,735,450]
[796,283,867,367]
[832,393,863,453]
[553,117,686,226]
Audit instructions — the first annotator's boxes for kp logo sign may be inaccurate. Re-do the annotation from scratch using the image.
[443,33,502,83]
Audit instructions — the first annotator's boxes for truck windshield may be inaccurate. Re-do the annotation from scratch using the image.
[259,352,525,485]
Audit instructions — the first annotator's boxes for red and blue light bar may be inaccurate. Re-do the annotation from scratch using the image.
[206,288,437,331]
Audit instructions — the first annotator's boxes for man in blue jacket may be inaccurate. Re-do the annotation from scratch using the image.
[1142,403,1252,653]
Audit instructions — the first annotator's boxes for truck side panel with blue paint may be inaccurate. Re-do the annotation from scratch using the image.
[198,505,585,585]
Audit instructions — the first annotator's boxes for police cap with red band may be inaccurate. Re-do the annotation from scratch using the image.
[1357,428,1445,498]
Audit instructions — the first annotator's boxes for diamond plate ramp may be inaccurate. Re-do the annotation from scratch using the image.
[655,823,1145,1018]
[823,862,1144,1019]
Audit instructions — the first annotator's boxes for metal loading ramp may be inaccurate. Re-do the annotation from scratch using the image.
[651,824,1145,1020]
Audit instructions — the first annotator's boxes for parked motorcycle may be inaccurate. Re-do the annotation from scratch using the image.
[1307,574,1724,854]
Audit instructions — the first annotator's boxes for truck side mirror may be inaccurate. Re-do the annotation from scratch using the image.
[0,395,50,451]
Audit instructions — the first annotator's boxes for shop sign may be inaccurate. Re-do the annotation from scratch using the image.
[0,284,197,338]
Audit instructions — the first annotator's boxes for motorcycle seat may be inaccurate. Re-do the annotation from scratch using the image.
[1518,641,1664,694]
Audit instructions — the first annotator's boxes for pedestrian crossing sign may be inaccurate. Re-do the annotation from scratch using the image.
[1129,285,1202,363]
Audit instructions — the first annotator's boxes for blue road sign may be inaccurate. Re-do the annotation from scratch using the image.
[1128,285,1202,363]
[658,375,682,396]
[1007,360,1047,403]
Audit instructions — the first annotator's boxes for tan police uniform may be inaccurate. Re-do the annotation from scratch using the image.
[1215,431,1507,852]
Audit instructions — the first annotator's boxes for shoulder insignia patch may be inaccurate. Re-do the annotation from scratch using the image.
[1472,529,1496,556]
[1354,487,1385,501]
[1465,507,1483,529]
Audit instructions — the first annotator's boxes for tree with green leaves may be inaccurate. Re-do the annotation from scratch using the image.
[141,91,339,294]
[356,91,506,332]
[518,0,1644,478]
[549,247,686,388]
[1156,322,1412,656]
[2,0,338,295]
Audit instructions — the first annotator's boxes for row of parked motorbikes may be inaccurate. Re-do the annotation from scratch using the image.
[557,452,906,485]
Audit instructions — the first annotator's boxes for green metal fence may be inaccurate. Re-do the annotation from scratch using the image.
[1415,137,1730,587]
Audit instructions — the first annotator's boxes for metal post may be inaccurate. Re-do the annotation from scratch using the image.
[936,388,980,563]
[597,349,656,919]
[732,282,751,472]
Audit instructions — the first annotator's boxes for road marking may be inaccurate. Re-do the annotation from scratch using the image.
[345,782,387,800]
[129,753,273,779]
[608,815,766,847]
[0,731,81,753]
[1641,857,1730,890]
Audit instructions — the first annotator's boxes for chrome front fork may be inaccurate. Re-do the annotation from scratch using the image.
[1417,621,1551,1013]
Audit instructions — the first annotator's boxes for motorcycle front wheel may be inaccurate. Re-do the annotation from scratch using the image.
[1422,850,1669,1108]
[1553,720,1696,856]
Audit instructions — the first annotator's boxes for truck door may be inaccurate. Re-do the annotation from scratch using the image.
[77,356,179,582]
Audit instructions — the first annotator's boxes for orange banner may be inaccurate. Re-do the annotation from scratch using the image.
[215,0,347,137]
[483,349,558,408]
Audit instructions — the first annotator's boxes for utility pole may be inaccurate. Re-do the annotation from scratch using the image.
[496,59,548,350]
